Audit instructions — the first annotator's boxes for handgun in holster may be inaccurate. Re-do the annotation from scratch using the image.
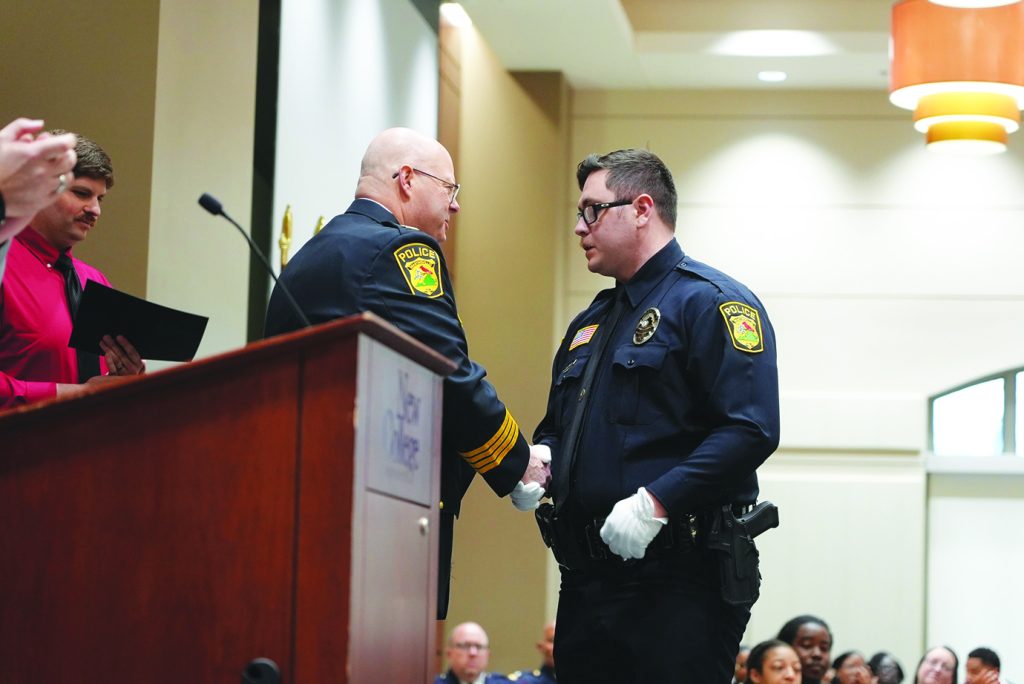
[535,503,568,567]
[704,501,779,606]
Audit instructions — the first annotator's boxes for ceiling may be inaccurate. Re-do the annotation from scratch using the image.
[457,0,894,90]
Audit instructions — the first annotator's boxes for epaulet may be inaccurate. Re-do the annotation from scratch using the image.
[676,256,750,300]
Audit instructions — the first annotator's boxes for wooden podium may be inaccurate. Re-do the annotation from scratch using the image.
[0,313,455,683]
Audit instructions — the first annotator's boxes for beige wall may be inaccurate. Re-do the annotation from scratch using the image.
[1,0,160,296]
[442,25,568,675]
[148,0,258,358]
[1,0,257,356]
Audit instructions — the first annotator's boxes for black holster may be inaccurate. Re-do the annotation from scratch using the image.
[705,501,779,606]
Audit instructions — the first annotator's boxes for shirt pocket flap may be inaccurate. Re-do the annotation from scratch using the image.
[555,354,589,386]
[612,343,669,371]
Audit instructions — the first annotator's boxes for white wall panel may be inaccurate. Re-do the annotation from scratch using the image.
[272,0,438,273]
[748,453,925,677]
[927,475,1024,683]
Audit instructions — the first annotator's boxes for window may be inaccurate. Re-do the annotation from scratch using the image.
[930,370,1019,457]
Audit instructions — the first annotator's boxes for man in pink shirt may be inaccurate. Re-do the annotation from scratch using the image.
[0,132,144,409]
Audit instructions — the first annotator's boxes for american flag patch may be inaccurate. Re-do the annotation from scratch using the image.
[568,324,599,351]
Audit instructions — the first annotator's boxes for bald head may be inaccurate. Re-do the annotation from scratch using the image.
[446,621,490,681]
[355,128,459,241]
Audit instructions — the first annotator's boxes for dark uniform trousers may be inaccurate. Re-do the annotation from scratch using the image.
[555,551,749,682]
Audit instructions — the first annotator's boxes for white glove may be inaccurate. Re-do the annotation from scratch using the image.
[599,487,667,560]
[510,480,546,511]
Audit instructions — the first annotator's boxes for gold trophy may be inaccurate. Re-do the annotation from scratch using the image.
[278,204,293,269]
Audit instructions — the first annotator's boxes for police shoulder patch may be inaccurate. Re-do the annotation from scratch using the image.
[393,242,444,298]
[719,301,764,353]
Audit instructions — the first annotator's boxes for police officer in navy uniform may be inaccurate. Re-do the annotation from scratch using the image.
[533,149,780,682]
[264,128,549,618]
[508,620,556,683]
[436,622,511,684]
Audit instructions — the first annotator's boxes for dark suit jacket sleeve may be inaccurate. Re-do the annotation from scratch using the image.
[364,233,529,497]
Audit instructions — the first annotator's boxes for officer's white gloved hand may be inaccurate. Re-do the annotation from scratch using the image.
[510,481,546,511]
[599,487,668,560]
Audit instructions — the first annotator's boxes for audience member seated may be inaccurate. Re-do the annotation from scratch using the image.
[832,651,872,684]
[0,132,143,409]
[914,646,958,684]
[778,615,834,684]
[869,651,906,684]
[436,621,510,684]
[965,647,1004,684]
[733,644,751,684]
[746,639,803,684]
[509,620,555,683]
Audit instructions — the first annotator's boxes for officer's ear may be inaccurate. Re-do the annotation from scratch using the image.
[633,193,656,227]
[392,165,415,198]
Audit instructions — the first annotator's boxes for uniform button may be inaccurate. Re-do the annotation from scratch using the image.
[627,359,635,366]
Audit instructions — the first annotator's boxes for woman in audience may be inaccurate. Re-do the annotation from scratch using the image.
[913,646,958,684]
[832,651,873,684]
[746,639,803,684]
[778,615,833,684]
[869,651,906,684]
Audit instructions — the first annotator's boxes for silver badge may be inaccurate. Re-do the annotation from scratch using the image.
[633,307,661,345]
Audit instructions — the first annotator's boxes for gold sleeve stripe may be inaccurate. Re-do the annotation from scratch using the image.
[459,409,519,474]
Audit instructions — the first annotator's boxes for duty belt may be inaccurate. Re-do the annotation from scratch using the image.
[535,503,703,571]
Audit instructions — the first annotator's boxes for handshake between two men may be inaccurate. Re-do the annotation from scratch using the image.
[509,443,667,564]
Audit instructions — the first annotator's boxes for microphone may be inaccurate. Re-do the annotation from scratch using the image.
[198,193,312,328]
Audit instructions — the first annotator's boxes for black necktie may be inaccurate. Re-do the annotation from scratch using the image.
[553,287,628,514]
[54,252,101,382]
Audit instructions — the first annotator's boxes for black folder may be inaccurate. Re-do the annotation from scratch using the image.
[69,281,208,362]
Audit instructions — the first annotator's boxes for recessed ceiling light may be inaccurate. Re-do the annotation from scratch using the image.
[709,31,837,57]
[440,3,472,28]
[758,71,788,83]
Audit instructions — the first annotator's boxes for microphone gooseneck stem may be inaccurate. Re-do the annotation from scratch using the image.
[221,208,312,329]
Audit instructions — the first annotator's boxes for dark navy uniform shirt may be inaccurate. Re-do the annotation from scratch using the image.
[535,239,780,520]
[508,664,556,683]
[435,670,512,684]
[265,199,530,614]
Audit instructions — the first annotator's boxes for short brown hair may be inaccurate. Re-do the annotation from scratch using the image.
[576,148,677,227]
[50,129,114,188]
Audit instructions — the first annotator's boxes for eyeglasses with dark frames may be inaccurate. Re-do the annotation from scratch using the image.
[393,168,461,203]
[577,198,634,226]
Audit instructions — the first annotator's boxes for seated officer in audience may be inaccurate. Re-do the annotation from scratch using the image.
[0,132,144,409]
[436,622,509,684]
[509,620,556,683]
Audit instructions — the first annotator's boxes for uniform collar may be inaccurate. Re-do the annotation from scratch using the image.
[347,197,401,226]
[621,238,683,307]
[16,226,68,268]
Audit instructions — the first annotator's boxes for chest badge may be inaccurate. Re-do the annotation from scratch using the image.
[633,307,661,345]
